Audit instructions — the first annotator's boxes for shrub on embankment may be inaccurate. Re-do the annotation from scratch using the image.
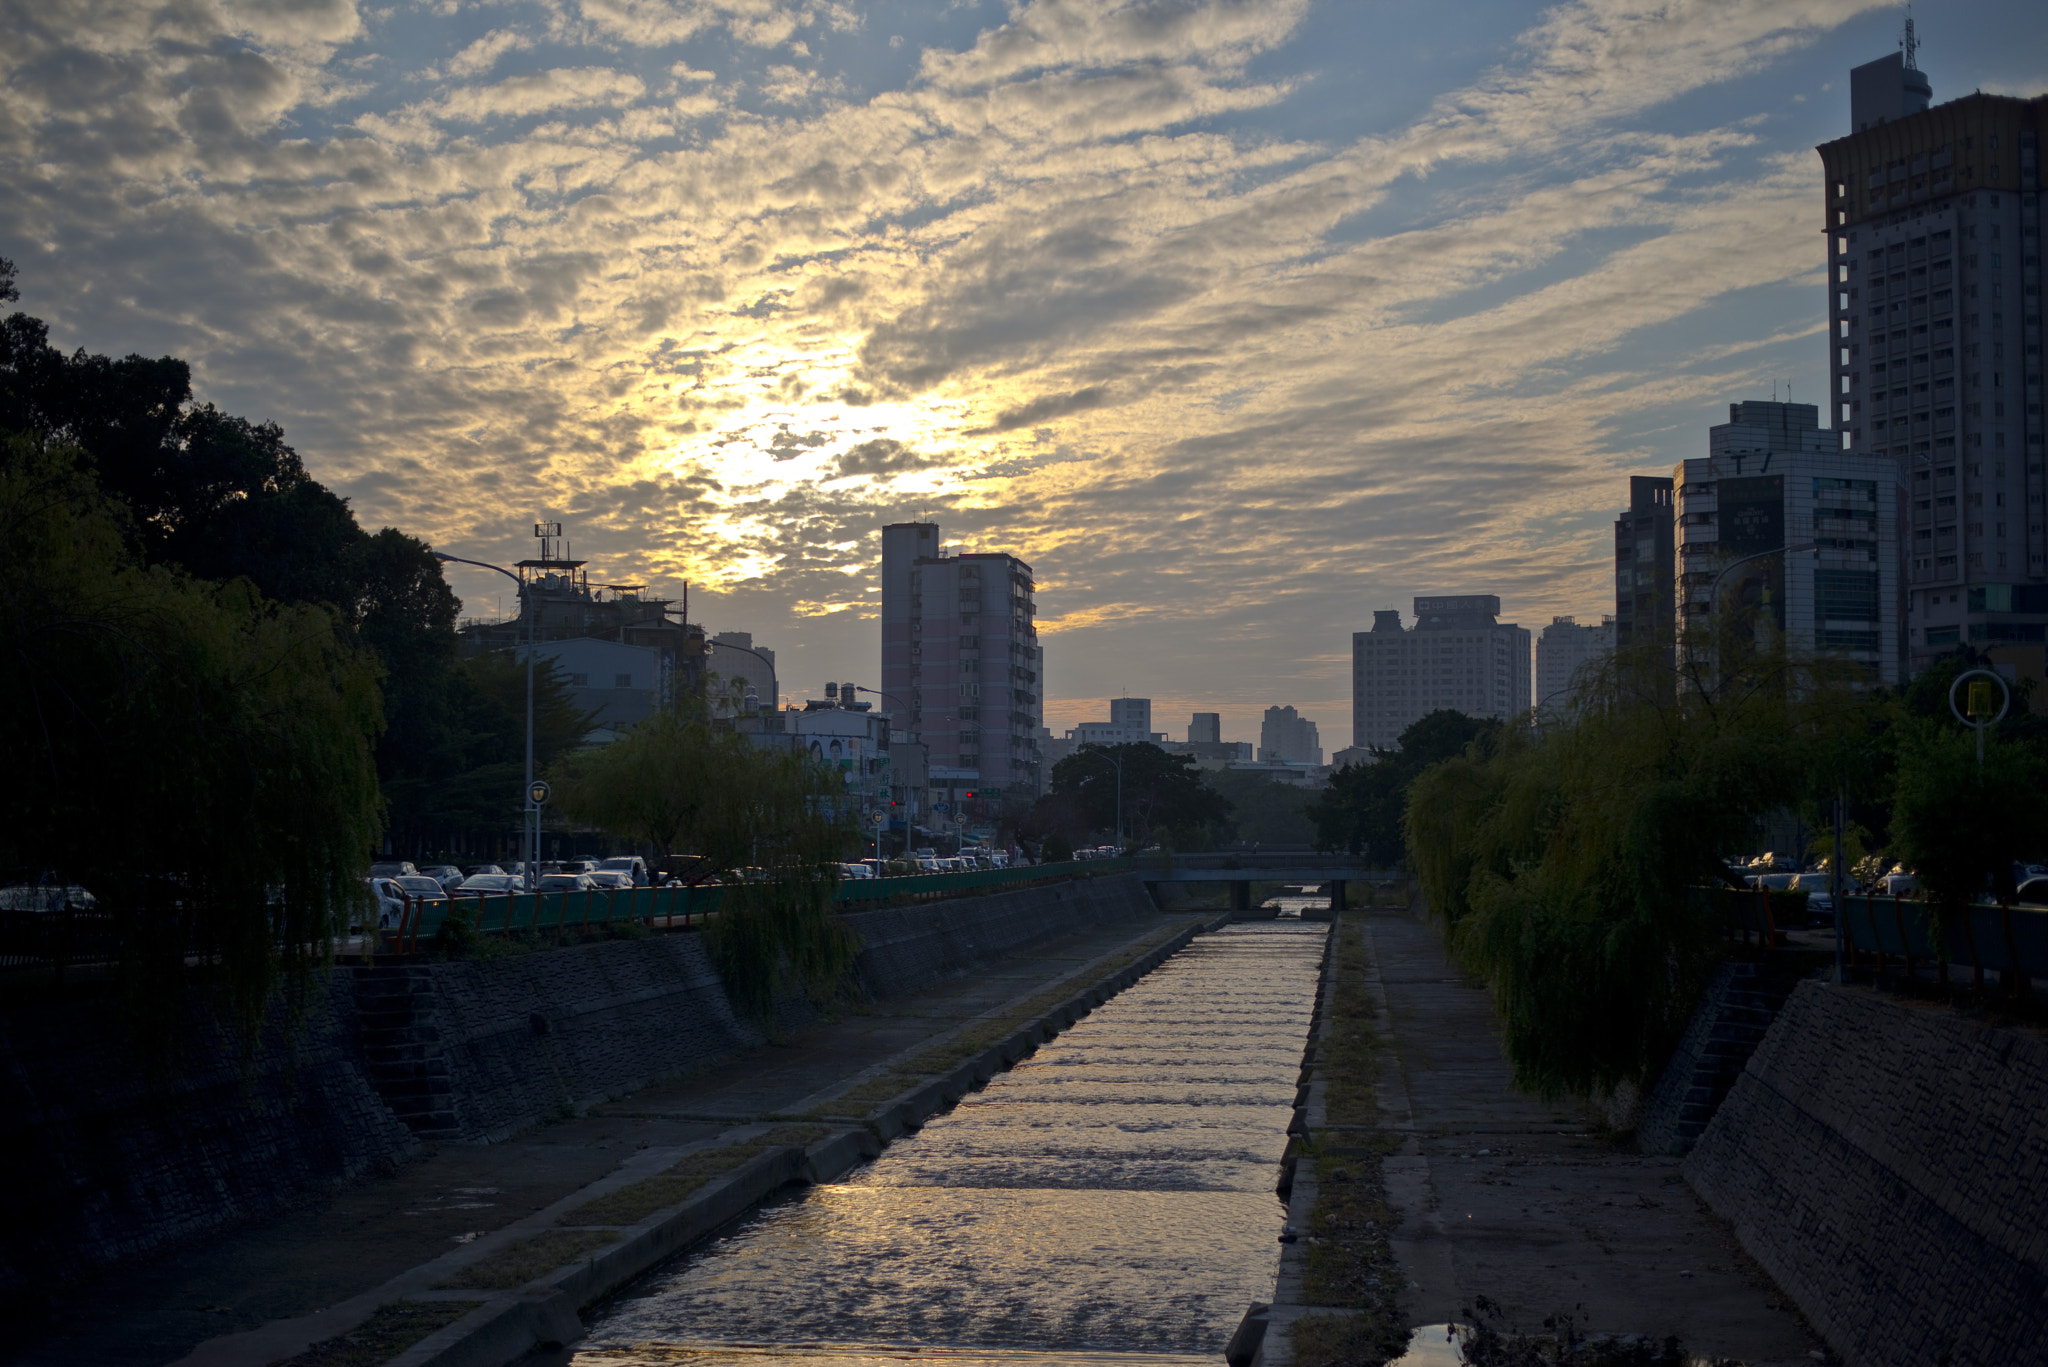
[1400,635,1934,1101]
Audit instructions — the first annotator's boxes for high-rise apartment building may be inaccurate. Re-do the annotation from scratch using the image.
[1258,705,1322,765]
[1352,596,1533,749]
[1817,48,2045,672]
[1614,475,1676,664]
[1189,712,1221,744]
[1535,615,1614,719]
[1674,402,1903,683]
[880,522,1044,795]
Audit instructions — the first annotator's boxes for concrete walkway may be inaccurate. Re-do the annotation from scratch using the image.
[10,913,1205,1367]
[1364,910,1829,1367]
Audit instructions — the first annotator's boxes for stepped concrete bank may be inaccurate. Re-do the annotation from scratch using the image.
[1684,981,2048,1367]
[0,871,1156,1310]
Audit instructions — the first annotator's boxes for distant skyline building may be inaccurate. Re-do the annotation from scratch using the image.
[1535,615,1614,718]
[1817,50,2046,672]
[880,522,1044,796]
[1070,696,1163,746]
[1675,401,1903,684]
[707,630,777,713]
[1258,705,1322,765]
[1615,475,1676,677]
[1189,712,1221,744]
[1351,596,1532,749]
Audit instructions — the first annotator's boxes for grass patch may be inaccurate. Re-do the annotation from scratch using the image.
[279,1301,483,1367]
[1295,915,1407,1353]
[559,1128,830,1226]
[1287,1310,1416,1367]
[434,1230,618,1290]
[817,1071,931,1115]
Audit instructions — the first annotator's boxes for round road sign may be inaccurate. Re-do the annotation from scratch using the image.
[529,779,552,806]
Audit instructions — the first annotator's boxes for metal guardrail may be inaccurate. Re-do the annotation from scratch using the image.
[1839,893,2047,986]
[1708,886,2045,985]
[376,858,1134,955]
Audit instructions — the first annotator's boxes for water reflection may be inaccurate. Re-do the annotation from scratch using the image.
[576,925,1327,1363]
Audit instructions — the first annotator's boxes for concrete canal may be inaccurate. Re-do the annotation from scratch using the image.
[568,922,1328,1365]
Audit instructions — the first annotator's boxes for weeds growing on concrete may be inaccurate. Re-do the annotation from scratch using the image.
[277,1300,482,1366]
[1454,1295,1747,1366]
[1288,914,1409,1365]
[434,1229,618,1290]
[558,1126,827,1227]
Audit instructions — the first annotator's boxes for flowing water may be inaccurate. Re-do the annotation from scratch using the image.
[571,922,1329,1367]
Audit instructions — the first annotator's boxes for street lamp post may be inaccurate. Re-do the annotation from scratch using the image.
[435,552,537,890]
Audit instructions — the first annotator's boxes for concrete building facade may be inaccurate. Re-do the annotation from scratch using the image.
[1258,705,1322,765]
[1535,615,1615,719]
[706,631,777,713]
[1674,402,1904,684]
[1071,697,1162,746]
[880,522,1044,799]
[1817,51,2046,672]
[1615,475,1676,666]
[1352,596,1533,749]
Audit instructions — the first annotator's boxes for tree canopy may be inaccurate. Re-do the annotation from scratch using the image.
[1027,743,1232,850]
[1307,710,1503,863]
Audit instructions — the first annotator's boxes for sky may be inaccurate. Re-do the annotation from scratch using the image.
[4,0,2045,749]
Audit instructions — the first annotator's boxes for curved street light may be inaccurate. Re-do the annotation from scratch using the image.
[435,552,538,891]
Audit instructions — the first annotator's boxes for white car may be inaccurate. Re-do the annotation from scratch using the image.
[365,877,408,929]
[838,862,876,880]
[586,870,636,890]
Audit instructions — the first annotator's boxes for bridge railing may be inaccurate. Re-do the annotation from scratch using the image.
[375,858,1134,955]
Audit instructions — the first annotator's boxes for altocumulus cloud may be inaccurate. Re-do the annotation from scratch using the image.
[0,0,1917,733]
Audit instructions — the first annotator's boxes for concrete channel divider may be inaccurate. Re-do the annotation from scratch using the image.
[265,908,1236,1367]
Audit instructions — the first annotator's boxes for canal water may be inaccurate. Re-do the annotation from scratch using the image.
[571,922,1329,1366]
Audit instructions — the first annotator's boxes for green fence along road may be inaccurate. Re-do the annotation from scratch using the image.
[378,859,1135,954]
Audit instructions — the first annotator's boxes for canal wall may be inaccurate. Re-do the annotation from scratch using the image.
[0,872,1159,1307]
[1684,981,2048,1367]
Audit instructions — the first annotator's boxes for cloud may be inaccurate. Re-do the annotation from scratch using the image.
[427,67,647,124]
[0,0,1936,741]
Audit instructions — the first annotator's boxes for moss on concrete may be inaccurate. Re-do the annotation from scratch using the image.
[277,1300,483,1366]
[434,1229,618,1290]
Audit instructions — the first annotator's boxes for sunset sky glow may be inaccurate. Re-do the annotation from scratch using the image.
[5,0,2044,744]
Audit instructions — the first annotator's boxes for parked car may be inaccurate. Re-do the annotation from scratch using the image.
[586,870,636,890]
[1880,867,1920,896]
[0,880,96,912]
[419,864,466,893]
[368,861,419,878]
[456,873,521,895]
[2016,877,2048,905]
[595,856,650,887]
[463,863,506,878]
[838,862,875,880]
[538,872,597,891]
[392,875,450,903]
[365,877,408,929]
[1747,871,1799,893]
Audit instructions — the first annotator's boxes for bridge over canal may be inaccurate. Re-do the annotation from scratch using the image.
[1130,849,1399,910]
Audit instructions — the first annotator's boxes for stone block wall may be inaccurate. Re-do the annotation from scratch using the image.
[1684,982,2048,1366]
[1634,958,1801,1155]
[0,872,1158,1296]
[0,976,418,1306]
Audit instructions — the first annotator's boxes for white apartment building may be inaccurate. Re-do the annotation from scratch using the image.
[1535,616,1615,718]
[1674,402,1903,684]
[1258,705,1322,765]
[1071,696,1162,746]
[1352,596,1533,749]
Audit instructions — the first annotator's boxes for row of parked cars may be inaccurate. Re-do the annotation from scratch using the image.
[363,857,655,929]
[1736,854,2048,925]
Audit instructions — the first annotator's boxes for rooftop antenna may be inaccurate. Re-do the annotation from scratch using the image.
[1901,8,1919,71]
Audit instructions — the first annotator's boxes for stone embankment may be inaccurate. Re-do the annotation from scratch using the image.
[1684,981,2048,1367]
[0,871,1158,1311]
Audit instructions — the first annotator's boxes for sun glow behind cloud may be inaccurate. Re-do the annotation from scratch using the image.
[7,0,2039,740]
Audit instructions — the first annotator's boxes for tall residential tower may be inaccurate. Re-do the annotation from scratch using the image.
[1817,50,2045,671]
[1352,596,1532,749]
[879,523,1044,797]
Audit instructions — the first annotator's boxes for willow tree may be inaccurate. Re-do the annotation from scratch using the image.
[552,703,860,1016]
[1,444,384,1042]
[1406,629,1870,1099]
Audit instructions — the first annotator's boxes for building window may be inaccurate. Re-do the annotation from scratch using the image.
[615,673,633,688]
[570,673,589,687]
